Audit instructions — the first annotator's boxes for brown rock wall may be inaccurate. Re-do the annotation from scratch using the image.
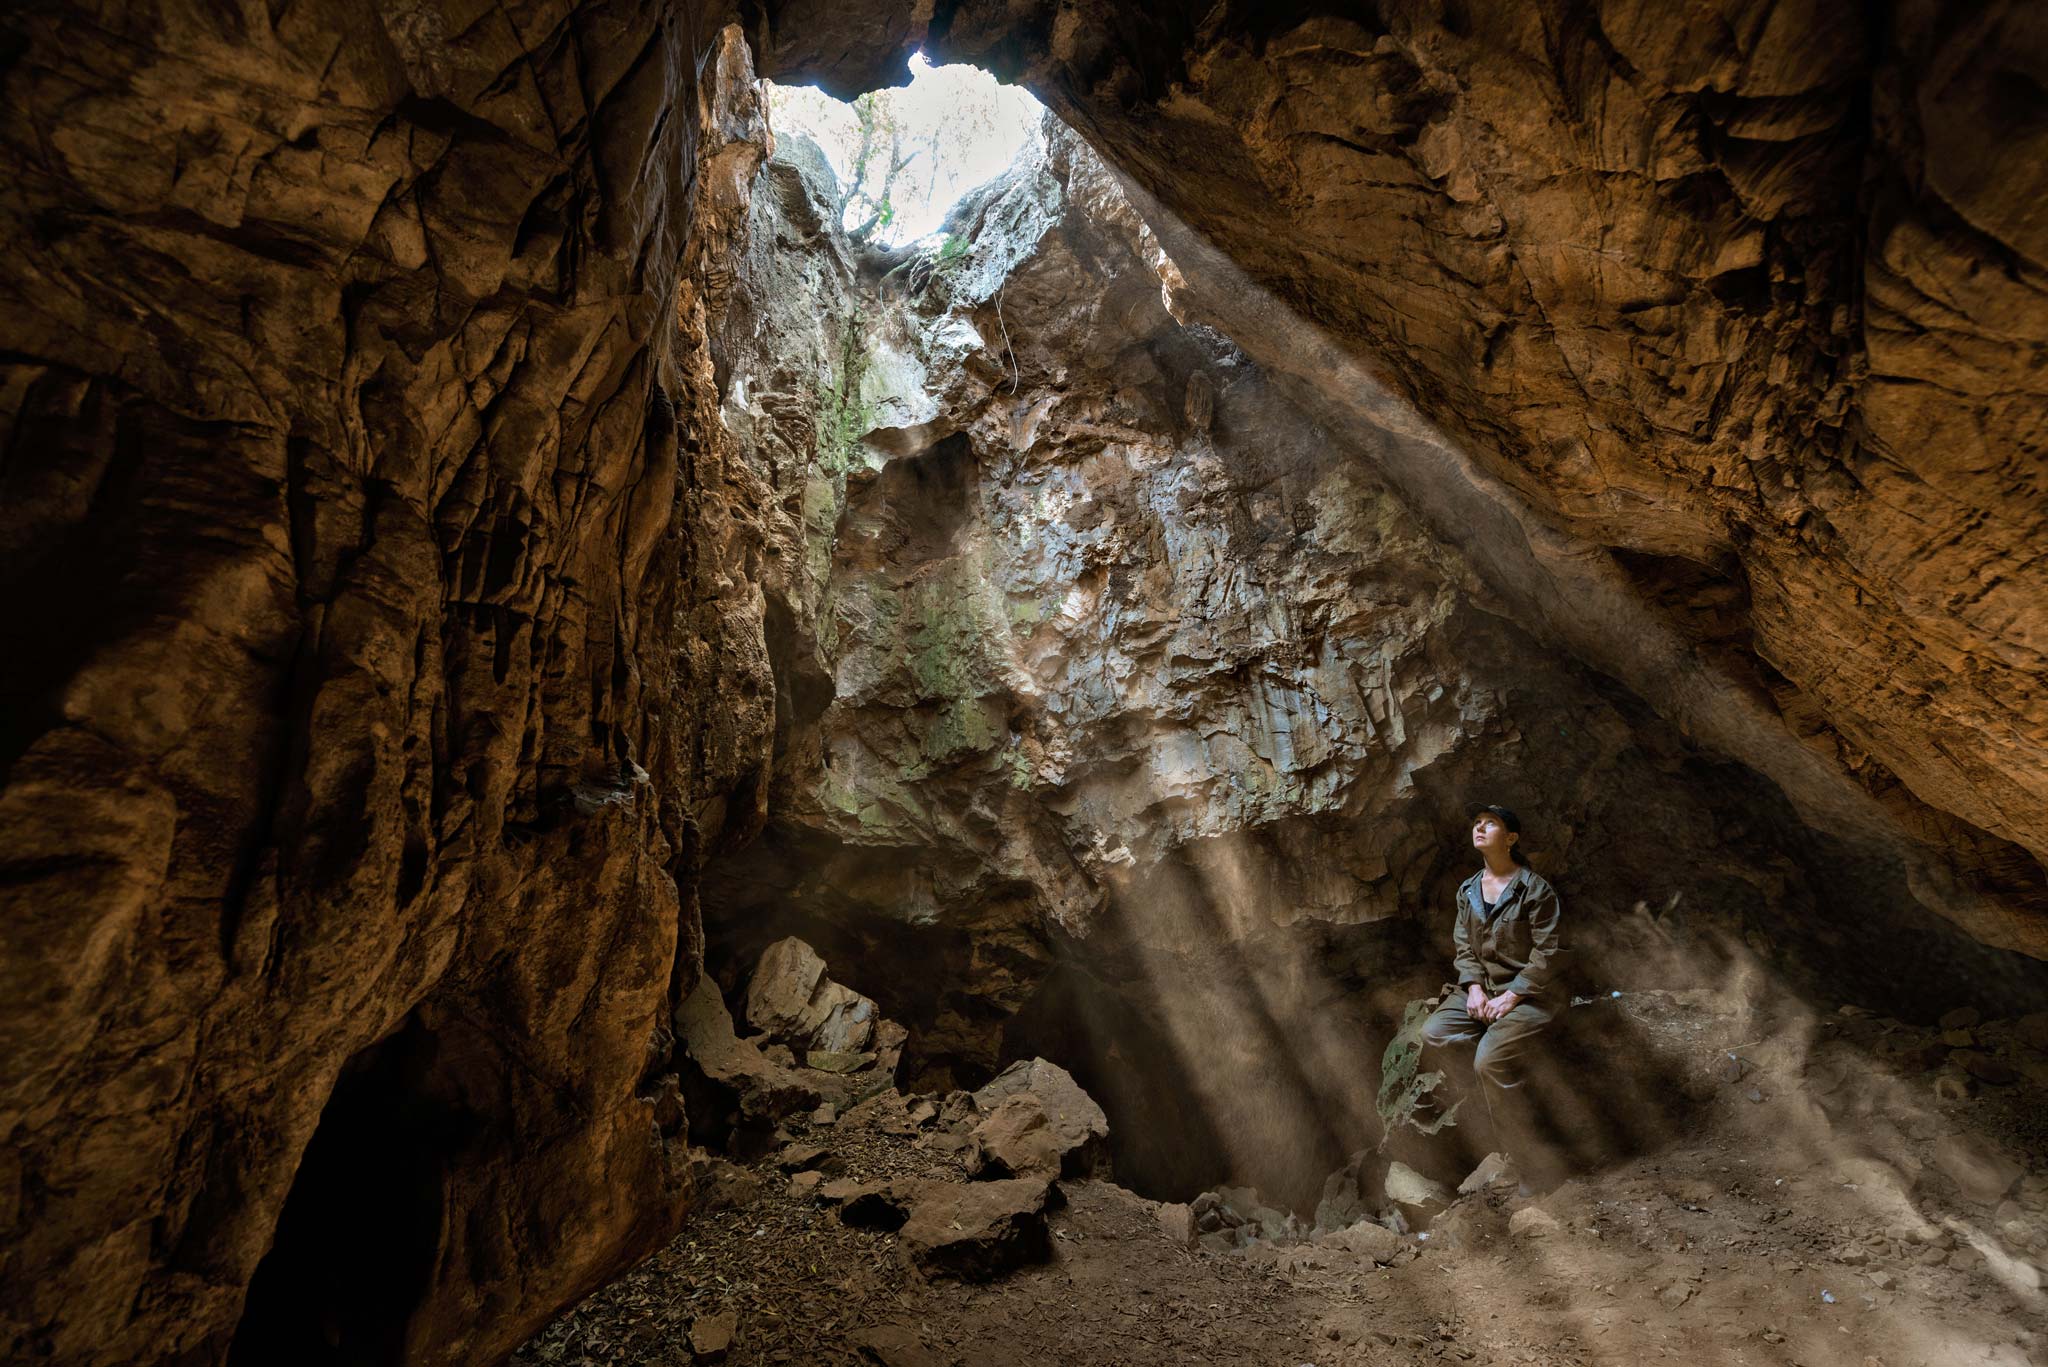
[757,0,2048,953]
[0,8,773,1364]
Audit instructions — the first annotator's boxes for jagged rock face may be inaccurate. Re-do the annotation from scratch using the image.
[0,9,773,1364]
[762,0,2048,956]
[700,121,2045,1202]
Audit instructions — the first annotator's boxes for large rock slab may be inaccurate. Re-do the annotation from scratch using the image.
[746,936,881,1055]
[971,1059,1110,1178]
[896,1178,1055,1280]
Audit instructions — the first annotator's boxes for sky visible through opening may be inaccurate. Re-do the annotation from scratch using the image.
[765,53,1044,247]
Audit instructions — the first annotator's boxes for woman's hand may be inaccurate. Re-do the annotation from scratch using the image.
[1478,989,1521,1022]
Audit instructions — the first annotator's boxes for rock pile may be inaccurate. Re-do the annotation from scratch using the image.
[806,1056,1111,1281]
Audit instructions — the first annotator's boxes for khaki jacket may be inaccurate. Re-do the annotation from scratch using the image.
[1452,866,1564,999]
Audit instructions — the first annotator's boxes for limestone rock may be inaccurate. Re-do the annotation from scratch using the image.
[897,1178,1055,1279]
[967,1094,1066,1179]
[1385,1163,1452,1217]
[1315,1220,1403,1265]
[679,982,821,1125]
[1459,1153,1518,1196]
[1509,1208,1563,1239]
[746,937,881,1055]
[690,1309,739,1362]
[1154,1202,1196,1249]
[0,17,781,1364]
[972,1059,1110,1177]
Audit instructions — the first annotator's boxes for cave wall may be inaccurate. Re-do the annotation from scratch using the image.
[0,8,776,1363]
[1,1,2042,1361]
[698,115,2046,1204]
[760,0,2048,957]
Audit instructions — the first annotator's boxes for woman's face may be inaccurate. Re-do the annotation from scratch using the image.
[1472,814,1517,862]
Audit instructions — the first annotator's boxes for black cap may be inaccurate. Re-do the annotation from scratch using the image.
[1468,802,1520,831]
[1468,803,1530,864]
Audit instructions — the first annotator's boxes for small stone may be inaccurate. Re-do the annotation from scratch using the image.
[776,1142,835,1172]
[789,1170,825,1196]
[1939,1006,1982,1031]
[1458,1152,1516,1195]
[810,1102,838,1126]
[1867,1270,1895,1290]
[1154,1202,1196,1249]
[1385,1162,1451,1214]
[848,1323,940,1367]
[1658,1282,1694,1309]
[1933,1133,2023,1203]
[1837,1244,1869,1265]
[1941,1028,1976,1049]
[1933,1072,1973,1102]
[1509,1207,1561,1239]
[690,1309,738,1362]
[805,1048,876,1074]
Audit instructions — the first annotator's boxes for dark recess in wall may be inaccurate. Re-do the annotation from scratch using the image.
[229,1016,474,1366]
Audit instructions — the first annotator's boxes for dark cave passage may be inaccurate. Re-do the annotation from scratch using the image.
[229,1018,472,1367]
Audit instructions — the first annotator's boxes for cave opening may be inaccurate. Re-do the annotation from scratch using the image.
[764,52,1046,250]
[228,1016,474,1367]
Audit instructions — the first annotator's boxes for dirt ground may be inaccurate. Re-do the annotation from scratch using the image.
[516,992,2048,1367]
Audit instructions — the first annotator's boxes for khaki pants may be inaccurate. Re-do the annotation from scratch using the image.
[1420,995,1559,1172]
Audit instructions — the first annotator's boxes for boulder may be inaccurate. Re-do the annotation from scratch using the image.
[1934,1133,2024,1204]
[2016,1013,2048,1052]
[1315,1220,1403,1264]
[898,1178,1055,1279]
[677,982,819,1123]
[827,1178,924,1230]
[972,1058,1110,1176]
[746,937,881,1054]
[967,1094,1065,1179]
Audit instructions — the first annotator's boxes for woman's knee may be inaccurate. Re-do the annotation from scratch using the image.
[1474,1035,1518,1085]
[1420,1013,1466,1050]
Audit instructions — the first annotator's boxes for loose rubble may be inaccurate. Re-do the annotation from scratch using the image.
[524,977,2048,1367]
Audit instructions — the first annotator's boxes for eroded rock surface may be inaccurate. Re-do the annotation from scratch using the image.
[0,11,774,1365]
[758,0,2048,958]
[700,113,2046,1205]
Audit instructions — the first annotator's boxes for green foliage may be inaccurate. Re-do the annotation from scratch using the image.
[1377,997,1461,1139]
[816,310,877,475]
[906,230,973,302]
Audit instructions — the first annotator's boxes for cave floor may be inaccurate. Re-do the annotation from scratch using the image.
[518,1021,2048,1367]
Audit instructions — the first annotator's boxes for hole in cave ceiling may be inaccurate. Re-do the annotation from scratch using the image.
[765,52,1046,248]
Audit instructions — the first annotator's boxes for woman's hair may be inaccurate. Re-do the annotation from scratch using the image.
[1509,842,1530,866]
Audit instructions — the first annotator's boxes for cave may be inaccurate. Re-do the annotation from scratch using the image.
[3,3,2046,1366]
